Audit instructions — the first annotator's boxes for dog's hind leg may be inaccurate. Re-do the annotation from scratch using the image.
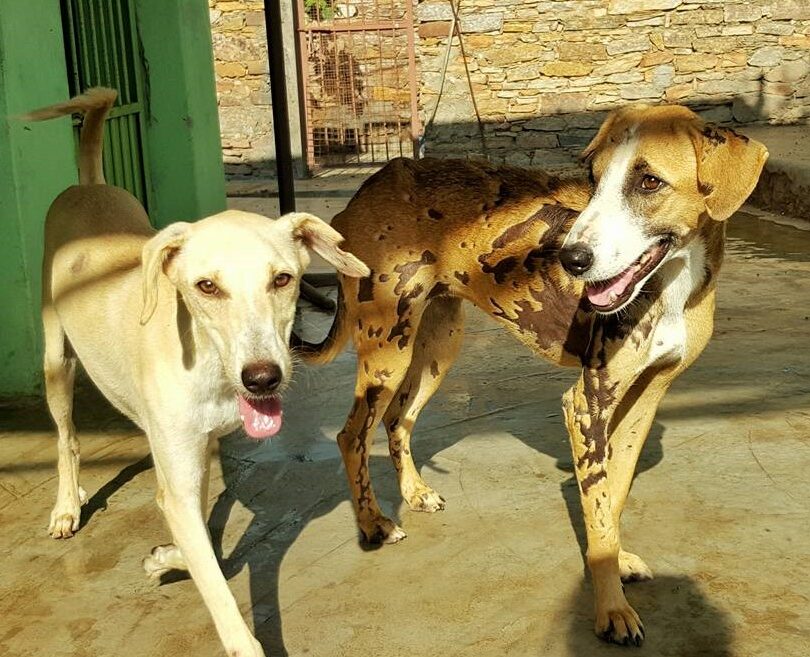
[383,297,464,513]
[338,349,412,544]
[336,297,430,545]
[43,304,85,538]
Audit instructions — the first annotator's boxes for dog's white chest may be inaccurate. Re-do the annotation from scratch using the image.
[646,314,687,367]
[644,240,705,369]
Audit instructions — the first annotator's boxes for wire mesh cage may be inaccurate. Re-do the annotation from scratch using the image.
[297,0,419,170]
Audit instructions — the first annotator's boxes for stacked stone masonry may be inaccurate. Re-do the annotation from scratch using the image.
[210,0,274,177]
[210,0,810,176]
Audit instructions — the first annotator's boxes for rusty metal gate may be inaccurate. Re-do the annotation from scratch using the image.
[296,0,420,170]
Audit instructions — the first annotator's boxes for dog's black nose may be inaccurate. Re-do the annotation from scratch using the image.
[559,243,594,276]
[241,363,282,395]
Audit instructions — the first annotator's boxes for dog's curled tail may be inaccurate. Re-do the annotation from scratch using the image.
[23,87,117,185]
[292,284,351,365]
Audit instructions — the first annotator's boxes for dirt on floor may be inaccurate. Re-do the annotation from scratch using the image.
[1,210,809,657]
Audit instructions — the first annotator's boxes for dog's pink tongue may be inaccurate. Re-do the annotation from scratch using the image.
[238,395,283,440]
[586,267,635,307]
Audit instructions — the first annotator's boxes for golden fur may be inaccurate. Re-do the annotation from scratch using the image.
[299,104,767,645]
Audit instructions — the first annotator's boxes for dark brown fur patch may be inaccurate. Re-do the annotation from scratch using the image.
[364,385,384,419]
[454,271,470,285]
[701,126,726,146]
[388,284,425,349]
[426,281,450,300]
[397,284,424,316]
[490,207,554,250]
[479,204,577,283]
[480,255,519,284]
[580,469,606,495]
[427,208,443,220]
[393,250,437,294]
[358,274,374,303]
[511,293,545,339]
[388,320,409,349]
[575,366,619,473]
[430,360,440,377]
[523,207,578,274]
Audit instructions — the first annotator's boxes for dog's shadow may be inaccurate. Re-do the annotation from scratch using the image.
[208,412,737,657]
[201,361,668,655]
[164,296,726,655]
[564,573,734,657]
[207,406,408,655]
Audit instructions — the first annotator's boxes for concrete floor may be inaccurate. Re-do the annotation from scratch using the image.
[1,209,809,657]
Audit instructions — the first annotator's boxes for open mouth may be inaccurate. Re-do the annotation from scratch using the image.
[238,395,283,440]
[585,237,672,313]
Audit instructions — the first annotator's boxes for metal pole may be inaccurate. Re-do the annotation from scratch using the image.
[263,1,336,312]
[264,0,296,214]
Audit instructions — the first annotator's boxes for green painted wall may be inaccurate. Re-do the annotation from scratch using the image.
[0,1,76,397]
[0,0,226,396]
[135,0,226,228]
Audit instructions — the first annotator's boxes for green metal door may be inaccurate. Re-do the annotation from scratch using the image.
[60,0,151,212]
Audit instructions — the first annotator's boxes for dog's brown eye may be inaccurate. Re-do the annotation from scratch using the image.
[641,175,663,191]
[274,273,292,288]
[196,279,219,295]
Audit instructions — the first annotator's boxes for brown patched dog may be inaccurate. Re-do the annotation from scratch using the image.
[298,104,767,645]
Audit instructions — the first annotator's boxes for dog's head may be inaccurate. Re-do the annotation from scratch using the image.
[139,210,369,438]
[559,104,768,313]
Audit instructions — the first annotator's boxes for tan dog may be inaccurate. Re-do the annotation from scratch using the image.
[297,104,767,645]
[28,89,368,657]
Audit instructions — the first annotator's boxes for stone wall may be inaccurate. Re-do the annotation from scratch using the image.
[210,0,276,177]
[417,0,810,168]
[210,1,810,176]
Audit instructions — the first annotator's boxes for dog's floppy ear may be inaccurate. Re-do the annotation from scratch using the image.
[581,111,618,164]
[692,126,768,221]
[140,222,191,325]
[287,212,370,278]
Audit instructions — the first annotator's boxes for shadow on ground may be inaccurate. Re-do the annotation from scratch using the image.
[200,398,669,654]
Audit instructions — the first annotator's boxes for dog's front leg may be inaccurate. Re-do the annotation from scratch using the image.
[562,371,644,647]
[150,430,264,657]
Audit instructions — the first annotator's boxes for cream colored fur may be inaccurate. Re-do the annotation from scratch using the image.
[30,88,367,657]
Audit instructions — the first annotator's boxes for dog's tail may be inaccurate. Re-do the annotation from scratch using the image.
[292,283,351,365]
[23,87,117,185]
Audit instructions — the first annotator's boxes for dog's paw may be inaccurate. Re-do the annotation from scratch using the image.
[595,602,645,647]
[404,486,446,513]
[142,544,187,579]
[619,550,653,583]
[49,504,81,539]
[360,516,407,546]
